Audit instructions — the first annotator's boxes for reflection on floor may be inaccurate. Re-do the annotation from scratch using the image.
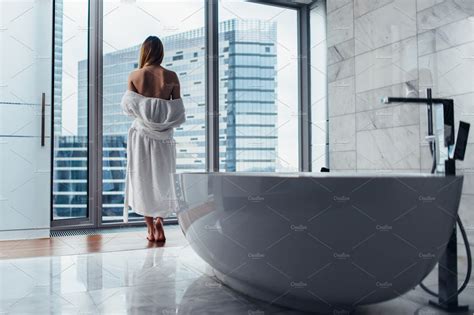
[0,226,472,314]
[0,226,185,259]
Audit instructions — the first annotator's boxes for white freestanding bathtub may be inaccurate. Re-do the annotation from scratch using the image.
[173,173,463,313]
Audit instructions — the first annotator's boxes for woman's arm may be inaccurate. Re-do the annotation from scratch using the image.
[127,72,138,92]
[170,71,181,100]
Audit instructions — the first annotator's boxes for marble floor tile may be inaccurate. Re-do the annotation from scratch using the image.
[0,242,472,314]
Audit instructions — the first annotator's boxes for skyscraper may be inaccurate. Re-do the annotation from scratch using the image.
[55,19,278,219]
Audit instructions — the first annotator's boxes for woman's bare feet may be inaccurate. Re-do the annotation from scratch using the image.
[154,217,166,242]
[145,216,155,242]
[146,229,155,242]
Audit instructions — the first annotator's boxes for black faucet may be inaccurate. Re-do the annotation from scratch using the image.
[383,88,471,313]
[383,88,455,149]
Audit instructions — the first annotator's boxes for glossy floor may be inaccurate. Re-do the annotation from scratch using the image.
[0,226,185,259]
[0,226,472,314]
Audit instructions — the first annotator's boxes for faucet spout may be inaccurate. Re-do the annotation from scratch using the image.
[381,89,455,147]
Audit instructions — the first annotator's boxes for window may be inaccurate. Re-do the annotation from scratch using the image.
[218,0,299,172]
[45,0,316,229]
[310,2,328,170]
[101,0,205,222]
[52,0,89,220]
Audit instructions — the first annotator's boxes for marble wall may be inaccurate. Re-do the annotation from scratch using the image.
[326,0,474,254]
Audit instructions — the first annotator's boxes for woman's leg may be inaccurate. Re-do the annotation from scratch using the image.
[145,216,155,241]
[154,216,166,242]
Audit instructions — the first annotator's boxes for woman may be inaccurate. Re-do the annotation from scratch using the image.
[121,36,185,242]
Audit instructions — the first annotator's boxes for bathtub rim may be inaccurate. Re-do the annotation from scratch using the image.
[175,172,458,179]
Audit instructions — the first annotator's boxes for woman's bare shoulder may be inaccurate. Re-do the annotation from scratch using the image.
[160,67,179,81]
[128,68,144,81]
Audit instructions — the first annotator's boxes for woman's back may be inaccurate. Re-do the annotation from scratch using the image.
[128,65,180,100]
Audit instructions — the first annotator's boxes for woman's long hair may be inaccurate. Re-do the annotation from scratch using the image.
[139,36,164,68]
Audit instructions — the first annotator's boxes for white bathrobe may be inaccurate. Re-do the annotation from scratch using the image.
[121,90,185,222]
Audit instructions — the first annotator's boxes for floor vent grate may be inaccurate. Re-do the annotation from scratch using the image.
[50,227,144,237]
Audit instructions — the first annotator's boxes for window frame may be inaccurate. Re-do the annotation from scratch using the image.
[51,0,320,230]
[51,0,94,228]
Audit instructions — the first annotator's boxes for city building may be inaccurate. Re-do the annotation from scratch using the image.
[54,19,278,219]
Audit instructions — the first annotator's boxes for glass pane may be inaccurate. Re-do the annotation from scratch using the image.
[52,0,89,220]
[101,0,205,222]
[218,1,299,172]
[310,2,328,171]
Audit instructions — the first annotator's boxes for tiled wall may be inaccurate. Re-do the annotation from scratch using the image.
[326,0,474,253]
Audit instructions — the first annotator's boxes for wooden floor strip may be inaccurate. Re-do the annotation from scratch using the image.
[0,226,186,260]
